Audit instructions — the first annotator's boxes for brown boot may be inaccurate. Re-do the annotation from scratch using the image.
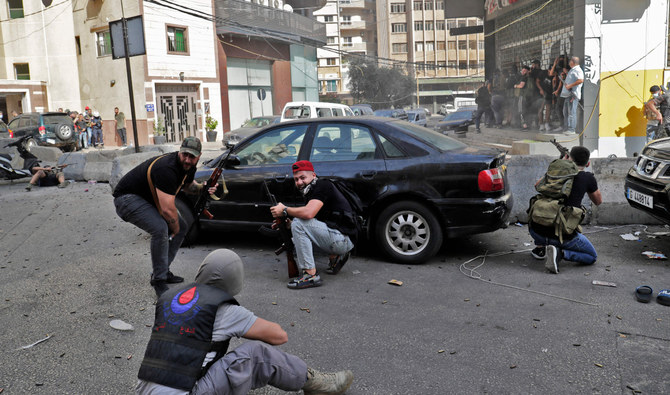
[302,367,353,395]
[25,183,36,191]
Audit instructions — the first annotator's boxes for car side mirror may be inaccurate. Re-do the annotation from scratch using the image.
[225,154,241,168]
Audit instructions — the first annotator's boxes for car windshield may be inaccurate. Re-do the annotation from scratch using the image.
[391,121,467,151]
[243,118,272,127]
[443,111,473,121]
[42,114,72,125]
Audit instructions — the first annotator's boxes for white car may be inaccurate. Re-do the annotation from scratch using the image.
[280,101,354,122]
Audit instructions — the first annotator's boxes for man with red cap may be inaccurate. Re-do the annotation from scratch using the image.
[270,160,356,289]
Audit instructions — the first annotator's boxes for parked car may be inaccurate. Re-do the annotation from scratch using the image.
[222,116,280,147]
[411,107,431,117]
[280,101,354,122]
[624,137,670,224]
[0,120,10,138]
[434,106,477,133]
[6,112,78,151]
[351,104,374,116]
[406,110,427,127]
[439,103,455,115]
[181,117,512,264]
[373,108,408,120]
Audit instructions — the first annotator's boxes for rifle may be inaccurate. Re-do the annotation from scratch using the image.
[193,149,231,220]
[550,139,570,159]
[261,180,299,278]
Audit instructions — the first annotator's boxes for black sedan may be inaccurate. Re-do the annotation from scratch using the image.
[624,138,670,224]
[434,106,476,133]
[182,116,513,264]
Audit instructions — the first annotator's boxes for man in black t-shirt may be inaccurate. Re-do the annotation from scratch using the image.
[528,146,602,273]
[270,160,355,289]
[113,137,217,296]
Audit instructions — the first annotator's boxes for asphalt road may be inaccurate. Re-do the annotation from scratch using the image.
[1,181,670,394]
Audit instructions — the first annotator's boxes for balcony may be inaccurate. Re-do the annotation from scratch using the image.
[339,20,368,30]
[340,42,368,52]
[215,0,326,46]
[338,0,366,9]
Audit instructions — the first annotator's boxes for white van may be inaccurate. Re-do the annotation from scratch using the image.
[280,101,354,122]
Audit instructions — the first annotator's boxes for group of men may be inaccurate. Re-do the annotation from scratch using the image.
[113,138,357,393]
[67,106,128,148]
[475,55,584,135]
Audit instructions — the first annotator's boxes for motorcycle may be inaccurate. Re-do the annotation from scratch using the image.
[0,135,40,180]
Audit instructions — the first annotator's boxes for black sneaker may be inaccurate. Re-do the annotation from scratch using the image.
[166,271,184,284]
[531,246,546,260]
[151,280,169,297]
[287,272,323,289]
[326,251,350,275]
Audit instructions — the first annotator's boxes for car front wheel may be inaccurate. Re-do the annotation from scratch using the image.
[23,137,37,151]
[375,201,443,264]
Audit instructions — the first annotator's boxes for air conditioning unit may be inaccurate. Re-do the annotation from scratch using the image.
[257,0,267,6]
[273,0,283,9]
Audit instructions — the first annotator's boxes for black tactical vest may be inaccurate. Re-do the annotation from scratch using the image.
[137,283,239,390]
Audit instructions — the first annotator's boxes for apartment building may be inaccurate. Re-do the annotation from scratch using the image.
[314,0,377,101]
[0,0,324,145]
[377,0,485,112]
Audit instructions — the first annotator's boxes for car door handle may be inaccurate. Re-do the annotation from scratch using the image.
[360,171,376,179]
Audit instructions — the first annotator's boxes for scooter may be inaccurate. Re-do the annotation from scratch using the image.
[0,135,40,180]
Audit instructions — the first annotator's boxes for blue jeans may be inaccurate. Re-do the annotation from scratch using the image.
[529,227,597,265]
[114,194,188,282]
[86,127,92,146]
[79,129,88,148]
[291,218,354,271]
[562,97,578,132]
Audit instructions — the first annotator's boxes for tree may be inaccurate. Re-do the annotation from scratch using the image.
[347,57,415,110]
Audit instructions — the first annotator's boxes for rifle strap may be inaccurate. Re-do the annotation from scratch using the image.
[147,154,187,212]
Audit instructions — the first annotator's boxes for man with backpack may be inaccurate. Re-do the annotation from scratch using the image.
[270,160,357,289]
[527,146,602,273]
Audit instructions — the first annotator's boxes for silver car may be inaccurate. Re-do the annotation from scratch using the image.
[222,116,280,146]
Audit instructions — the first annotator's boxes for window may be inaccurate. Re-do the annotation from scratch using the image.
[378,134,404,158]
[447,20,457,30]
[310,124,377,162]
[437,41,445,50]
[458,61,467,69]
[392,43,408,53]
[424,1,433,10]
[342,37,352,46]
[167,26,188,53]
[448,41,456,50]
[426,42,434,51]
[414,22,423,31]
[96,30,112,57]
[326,80,337,92]
[425,21,433,31]
[392,23,406,33]
[8,0,23,19]
[415,42,423,52]
[324,15,334,22]
[75,36,81,55]
[458,40,467,50]
[458,20,466,27]
[413,1,422,11]
[478,41,485,50]
[436,21,445,30]
[390,3,405,13]
[436,0,444,10]
[341,15,351,25]
[437,61,446,69]
[14,63,29,80]
[237,125,307,166]
[326,58,337,66]
[327,37,337,44]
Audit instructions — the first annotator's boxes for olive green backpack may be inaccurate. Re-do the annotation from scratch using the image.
[527,159,586,242]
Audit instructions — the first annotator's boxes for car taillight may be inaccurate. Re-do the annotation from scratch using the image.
[39,125,46,135]
[8,129,13,138]
[478,168,504,192]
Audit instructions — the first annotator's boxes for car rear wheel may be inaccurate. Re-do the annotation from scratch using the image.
[176,197,199,246]
[55,124,74,140]
[375,201,443,264]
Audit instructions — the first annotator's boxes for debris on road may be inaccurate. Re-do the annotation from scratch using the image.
[110,319,134,331]
[18,334,51,350]
[641,251,667,260]
[388,279,403,286]
[594,363,603,368]
[299,307,310,313]
[592,280,617,287]
[620,233,639,241]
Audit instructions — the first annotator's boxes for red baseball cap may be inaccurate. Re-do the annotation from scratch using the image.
[292,160,314,173]
[85,106,90,110]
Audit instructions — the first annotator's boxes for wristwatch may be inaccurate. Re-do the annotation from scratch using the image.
[282,208,288,218]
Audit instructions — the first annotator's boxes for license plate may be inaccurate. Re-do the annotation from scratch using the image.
[46,138,56,144]
[628,188,653,209]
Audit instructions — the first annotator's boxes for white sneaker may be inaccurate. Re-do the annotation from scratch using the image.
[552,126,564,133]
[545,245,560,274]
[539,124,546,131]
[544,123,550,131]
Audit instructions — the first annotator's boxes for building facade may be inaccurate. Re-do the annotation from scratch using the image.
[0,0,324,145]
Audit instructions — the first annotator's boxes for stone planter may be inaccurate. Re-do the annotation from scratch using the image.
[206,130,217,142]
[154,135,167,144]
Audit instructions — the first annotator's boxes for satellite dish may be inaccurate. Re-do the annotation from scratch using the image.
[42,0,53,6]
[283,3,293,12]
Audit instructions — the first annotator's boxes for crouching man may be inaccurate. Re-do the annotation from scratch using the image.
[270,160,357,289]
[528,146,602,273]
[136,249,354,394]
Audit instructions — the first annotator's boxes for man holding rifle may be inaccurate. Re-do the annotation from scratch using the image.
[113,137,217,296]
[270,160,356,289]
[25,163,68,191]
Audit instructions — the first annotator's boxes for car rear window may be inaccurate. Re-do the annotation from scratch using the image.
[392,121,467,151]
[42,114,72,125]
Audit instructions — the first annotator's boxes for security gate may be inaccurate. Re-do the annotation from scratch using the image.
[156,84,198,143]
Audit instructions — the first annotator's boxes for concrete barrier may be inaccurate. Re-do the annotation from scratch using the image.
[507,155,660,225]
